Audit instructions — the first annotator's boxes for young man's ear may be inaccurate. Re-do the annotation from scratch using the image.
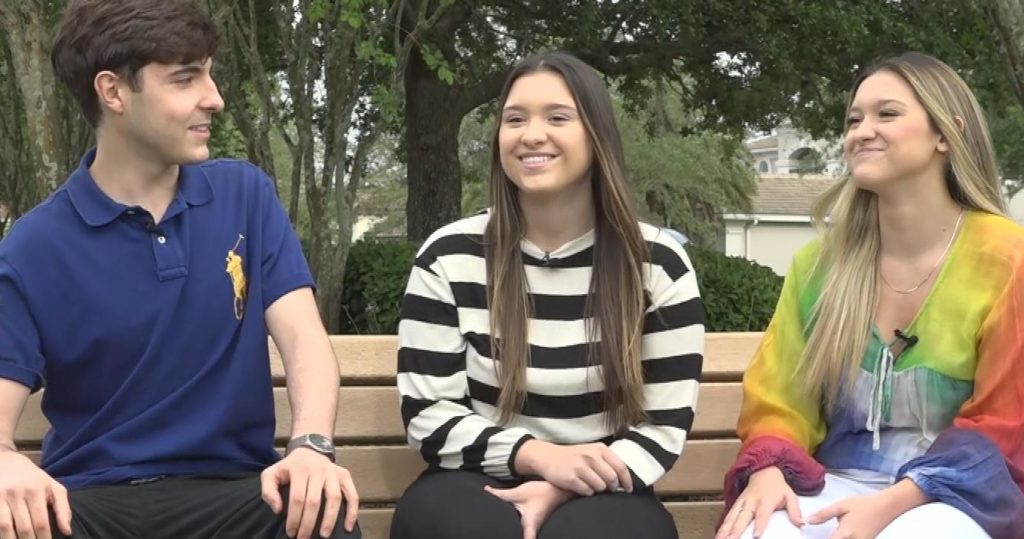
[94,70,128,117]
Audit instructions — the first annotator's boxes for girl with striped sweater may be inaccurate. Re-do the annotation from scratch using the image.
[390,51,706,539]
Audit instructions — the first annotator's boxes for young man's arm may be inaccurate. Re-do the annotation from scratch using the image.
[0,378,72,537]
[262,287,359,539]
[266,287,339,442]
[0,379,29,452]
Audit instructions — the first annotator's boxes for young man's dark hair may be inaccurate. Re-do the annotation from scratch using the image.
[51,0,220,126]
[0,1,361,538]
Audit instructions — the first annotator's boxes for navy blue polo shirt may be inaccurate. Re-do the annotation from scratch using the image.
[0,149,314,488]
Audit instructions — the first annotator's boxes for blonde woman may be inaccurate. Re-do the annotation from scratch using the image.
[391,51,705,539]
[717,52,1024,539]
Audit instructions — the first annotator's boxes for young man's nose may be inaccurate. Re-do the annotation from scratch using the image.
[202,78,225,113]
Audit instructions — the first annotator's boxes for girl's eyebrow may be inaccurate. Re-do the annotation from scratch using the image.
[849,98,908,113]
[502,103,577,113]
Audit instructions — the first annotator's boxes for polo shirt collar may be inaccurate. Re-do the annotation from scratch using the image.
[66,148,215,227]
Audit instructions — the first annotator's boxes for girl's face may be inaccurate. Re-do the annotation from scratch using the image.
[498,71,594,199]
[843,70,948,191]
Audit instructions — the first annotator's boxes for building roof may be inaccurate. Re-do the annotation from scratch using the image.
[746,136,777,151]
[742,174,838,216]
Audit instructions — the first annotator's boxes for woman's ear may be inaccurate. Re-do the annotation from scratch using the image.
[937,116,965,154]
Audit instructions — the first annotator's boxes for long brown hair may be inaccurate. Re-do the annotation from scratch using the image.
[802,52,1006,410]
[485,51,649,433]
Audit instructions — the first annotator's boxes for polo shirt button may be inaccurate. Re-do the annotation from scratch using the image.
[126,210,136,215]
[157,235,167,244]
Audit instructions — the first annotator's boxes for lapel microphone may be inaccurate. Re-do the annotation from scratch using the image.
[894,329,919,348]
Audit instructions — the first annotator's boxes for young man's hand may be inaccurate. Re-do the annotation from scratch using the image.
[0,449,72,539]
[485,480,574,539]
[260,449,359,539]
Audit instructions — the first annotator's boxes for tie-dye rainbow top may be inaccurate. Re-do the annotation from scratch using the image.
[730,211,1024,538]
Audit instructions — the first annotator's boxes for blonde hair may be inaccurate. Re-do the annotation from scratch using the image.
[485,52,649,432]
[802,52,1006,410]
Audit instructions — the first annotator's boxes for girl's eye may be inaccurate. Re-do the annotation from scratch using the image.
[846,117,862,127]
[550,115,570,122]
[879,110,898,118]
[504,116,525,125]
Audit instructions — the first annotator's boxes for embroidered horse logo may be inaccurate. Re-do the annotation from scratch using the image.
[225,234,247,320]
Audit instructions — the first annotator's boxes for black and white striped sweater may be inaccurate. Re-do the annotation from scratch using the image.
[397,212,705,488]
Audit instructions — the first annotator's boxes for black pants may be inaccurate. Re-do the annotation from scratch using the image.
[390,470,677,539]
[47,472,360,539]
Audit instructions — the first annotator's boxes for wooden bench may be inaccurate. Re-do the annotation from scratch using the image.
[14,333,761,539]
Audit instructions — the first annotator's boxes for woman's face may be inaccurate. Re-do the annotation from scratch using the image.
[498,71,594,199]
[843,70,948,191]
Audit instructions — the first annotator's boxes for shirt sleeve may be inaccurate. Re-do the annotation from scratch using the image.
[254,169,314,308]
[397,239,533,480]
[896,257,1024,539]
[0,257,45,391]
[723,245,827,511]
[608,238,704,489]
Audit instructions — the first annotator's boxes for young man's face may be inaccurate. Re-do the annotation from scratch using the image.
[119,58,225,166]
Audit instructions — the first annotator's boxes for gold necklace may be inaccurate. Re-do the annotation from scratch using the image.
[879,209,964,295]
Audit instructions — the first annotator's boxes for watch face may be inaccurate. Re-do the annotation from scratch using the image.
[307,434,333,452]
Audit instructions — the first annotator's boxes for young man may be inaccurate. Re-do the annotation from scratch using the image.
[0,1,359,538]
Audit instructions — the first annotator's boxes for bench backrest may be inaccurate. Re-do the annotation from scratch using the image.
[14,332,763,539]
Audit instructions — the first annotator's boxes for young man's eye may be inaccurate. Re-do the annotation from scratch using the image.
[175,77,194,85]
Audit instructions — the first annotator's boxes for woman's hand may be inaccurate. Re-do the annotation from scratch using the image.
[806,479,929,539]
[485,481,574,539]
[716,466,803,539]
[514,440,633,496]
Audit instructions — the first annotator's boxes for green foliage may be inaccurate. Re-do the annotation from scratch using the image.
[339,240,418,334]
[459,109,494,216]
[621,110,756,247]
[988,102,1024,184]
[337,239,783,334]
[419,43,457,85]
[207,114,247,159]
[689,246,782,332]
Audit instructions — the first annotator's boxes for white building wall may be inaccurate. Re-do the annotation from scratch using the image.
[746,222,819,275]
[723,221,747,257]
[1009,190,1024,225]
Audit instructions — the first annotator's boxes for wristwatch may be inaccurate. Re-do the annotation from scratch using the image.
[285,433,336,462]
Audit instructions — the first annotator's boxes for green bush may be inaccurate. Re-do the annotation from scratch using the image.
[339,240,417,334]
[688,246,783,332]
[338,240,783,334]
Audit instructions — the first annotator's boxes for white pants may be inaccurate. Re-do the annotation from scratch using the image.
[738,471,989,539]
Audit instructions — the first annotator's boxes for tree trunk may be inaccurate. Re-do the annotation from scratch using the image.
[984,1,1024,106]
[404,51,466,242]
[0,2,67,202]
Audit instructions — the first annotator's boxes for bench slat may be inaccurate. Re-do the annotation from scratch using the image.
[270,333,760,384]
[16,384,743,443]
